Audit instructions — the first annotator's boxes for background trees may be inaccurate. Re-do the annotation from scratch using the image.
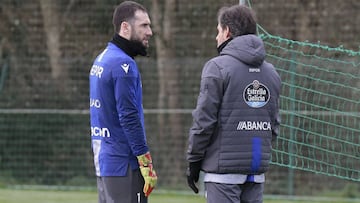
[0,0,358,193]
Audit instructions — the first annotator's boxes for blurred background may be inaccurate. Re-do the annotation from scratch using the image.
[0,0,359,198]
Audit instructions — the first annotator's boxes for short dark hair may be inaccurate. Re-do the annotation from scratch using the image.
[112,1,147,33]
[217,5,257,37]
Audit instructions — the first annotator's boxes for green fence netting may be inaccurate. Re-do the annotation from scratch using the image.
[258,27,359,182]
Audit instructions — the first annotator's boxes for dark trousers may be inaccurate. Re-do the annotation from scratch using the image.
[97,166,146,203]
[205,182,264,203]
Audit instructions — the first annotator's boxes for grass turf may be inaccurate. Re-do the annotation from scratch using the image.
[0,188,358,203]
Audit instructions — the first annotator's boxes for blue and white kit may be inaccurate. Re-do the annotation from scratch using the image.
[89,42,149,177]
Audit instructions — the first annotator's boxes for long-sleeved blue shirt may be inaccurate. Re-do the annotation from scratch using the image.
[90,42,148,177]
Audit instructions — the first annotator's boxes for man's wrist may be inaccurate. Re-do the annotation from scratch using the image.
[137,152,152,167]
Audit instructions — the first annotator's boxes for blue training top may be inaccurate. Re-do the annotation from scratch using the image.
[89,42,148,177]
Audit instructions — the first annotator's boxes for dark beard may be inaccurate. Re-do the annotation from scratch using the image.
[129,39,147,57]
[110,34,148,58]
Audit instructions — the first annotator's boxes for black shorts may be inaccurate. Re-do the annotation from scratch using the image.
[97,166,146,203]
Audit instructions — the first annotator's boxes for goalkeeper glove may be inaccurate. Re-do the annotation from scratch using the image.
[137,152,157,197]
[186,161,202,193]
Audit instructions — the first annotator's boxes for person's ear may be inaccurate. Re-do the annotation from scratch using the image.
[120,22,131,39]
[121,22,129,32]
[225,26,231,39]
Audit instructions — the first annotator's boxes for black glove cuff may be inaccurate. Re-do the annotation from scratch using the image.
[189,161,202,173]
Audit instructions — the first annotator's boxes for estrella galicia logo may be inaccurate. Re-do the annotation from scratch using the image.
[243,80,270,108]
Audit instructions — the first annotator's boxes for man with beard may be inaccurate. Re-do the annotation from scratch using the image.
[89,1,157,203]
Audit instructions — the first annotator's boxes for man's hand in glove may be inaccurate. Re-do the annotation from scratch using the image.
[186,161,202,193]
[137,152,158,197]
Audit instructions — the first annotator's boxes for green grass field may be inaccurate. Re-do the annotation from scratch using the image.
[0,188,359,203]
